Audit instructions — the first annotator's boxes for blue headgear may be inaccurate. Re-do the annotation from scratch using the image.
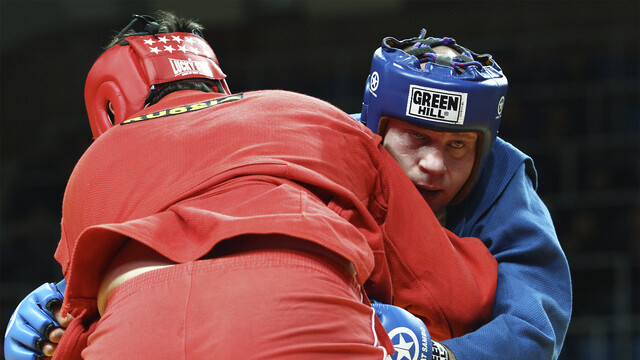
[360,29,508,202]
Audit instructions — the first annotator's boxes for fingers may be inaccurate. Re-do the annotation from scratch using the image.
[41,340,57,357]
[40,309,70,359]
[51,306,74,328]
[47,327,66,344]
[40,324,66,358]
[39,305,73,360]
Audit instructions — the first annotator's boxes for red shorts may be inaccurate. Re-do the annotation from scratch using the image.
[82,247,389,359]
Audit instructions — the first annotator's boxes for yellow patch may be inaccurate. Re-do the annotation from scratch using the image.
[122,94,244,125]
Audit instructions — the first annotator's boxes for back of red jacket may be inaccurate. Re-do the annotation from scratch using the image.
[55,89,496,339]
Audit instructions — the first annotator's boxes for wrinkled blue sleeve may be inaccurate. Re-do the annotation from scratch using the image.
[442,140,572,359]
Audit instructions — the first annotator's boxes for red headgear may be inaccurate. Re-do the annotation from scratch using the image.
[84,16,229,138]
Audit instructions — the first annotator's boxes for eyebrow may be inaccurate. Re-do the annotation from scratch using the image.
[453,133,478,141]
[402,121,478,141]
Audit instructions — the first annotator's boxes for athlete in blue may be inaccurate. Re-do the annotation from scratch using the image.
[357,30,572,359]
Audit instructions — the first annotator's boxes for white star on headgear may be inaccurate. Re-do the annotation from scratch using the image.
[143,39,156,45]
[149,47,161,54]
[164,45,175,53]
[172,35,183,43]
[157,36,169,44]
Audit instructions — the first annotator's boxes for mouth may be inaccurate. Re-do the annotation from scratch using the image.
[416,186,441,200]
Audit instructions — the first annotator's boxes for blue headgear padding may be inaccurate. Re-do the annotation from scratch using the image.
[360,29,508,174]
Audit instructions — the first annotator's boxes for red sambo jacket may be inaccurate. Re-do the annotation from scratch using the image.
[55,90,496,342]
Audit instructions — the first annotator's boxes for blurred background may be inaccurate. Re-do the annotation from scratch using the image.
[1,0,638,358]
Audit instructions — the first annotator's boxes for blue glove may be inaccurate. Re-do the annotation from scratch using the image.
[4,280,66,360]
[371,299,432,360]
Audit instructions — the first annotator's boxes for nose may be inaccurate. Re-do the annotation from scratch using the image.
[418,147,446,175]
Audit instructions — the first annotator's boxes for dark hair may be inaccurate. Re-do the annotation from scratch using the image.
[106,10,205,49]
[146,81,214,106]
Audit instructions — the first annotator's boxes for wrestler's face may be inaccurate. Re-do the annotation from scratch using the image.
[382,118,477,214]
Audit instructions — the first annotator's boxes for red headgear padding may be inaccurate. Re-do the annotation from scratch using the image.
[85,32,230,138]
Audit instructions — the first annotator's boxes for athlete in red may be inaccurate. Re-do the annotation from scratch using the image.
[18,12,498,360]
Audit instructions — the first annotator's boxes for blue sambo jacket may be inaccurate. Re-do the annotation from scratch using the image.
[442,137,572,359]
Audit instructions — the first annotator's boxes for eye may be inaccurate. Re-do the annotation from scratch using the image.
[408,130,425,139]
[450,140,465,149]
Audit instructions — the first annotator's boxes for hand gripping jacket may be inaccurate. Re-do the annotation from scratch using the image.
[4,280,66,360]
[84,15,230,138]
[371,300,433,360]
[360,29,508,200]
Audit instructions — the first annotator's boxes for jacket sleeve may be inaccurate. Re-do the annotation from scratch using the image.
[442,161,572,359]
